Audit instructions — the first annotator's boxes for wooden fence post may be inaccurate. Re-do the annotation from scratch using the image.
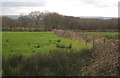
[93,36,95,48]
[103,38,106,43]
[85,34,88,45]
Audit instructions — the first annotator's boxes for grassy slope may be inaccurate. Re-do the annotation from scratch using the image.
[2,32,92,58]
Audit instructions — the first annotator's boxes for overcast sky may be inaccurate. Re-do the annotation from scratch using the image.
[1,0,119,17]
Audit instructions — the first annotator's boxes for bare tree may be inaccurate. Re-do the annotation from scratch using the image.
[28,11,45,31]
[18,14,28,31]
[2,16,14,31]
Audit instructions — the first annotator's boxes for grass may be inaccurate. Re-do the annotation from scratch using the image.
[85,32,119,39]
[3,49,93,76]
[2,32,92,58]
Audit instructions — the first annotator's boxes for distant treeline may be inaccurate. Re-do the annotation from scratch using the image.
[2,11,118,31]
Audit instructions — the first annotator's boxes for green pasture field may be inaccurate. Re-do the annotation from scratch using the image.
[2,32,92,58]
[85,32,119,39]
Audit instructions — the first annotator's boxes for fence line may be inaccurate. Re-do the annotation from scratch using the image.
[52,29,108,48]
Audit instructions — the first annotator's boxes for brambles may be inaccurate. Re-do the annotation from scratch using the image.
[55,43,72,49]
[32,50,35,52]
[56,39,61,42]
[65,43,72,49]
[56,43,65,48]
[81,40,120,76]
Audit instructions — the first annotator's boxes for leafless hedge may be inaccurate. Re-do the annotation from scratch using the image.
[81,40,120,76]
[52,29,108,47]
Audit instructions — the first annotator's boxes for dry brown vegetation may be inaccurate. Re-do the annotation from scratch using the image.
[81,40,120,76]
[52,29,88,41]
[53,29,120,76]
[52,29,108,44]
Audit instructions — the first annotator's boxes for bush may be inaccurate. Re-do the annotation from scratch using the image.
[3,54,24,76]
[2,48,93,76]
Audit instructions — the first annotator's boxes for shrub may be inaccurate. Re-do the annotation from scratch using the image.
[3,48,93,76]
[3,54,24,76]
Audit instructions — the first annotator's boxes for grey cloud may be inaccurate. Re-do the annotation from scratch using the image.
[1,2,46,7]
[79,0,117,8]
